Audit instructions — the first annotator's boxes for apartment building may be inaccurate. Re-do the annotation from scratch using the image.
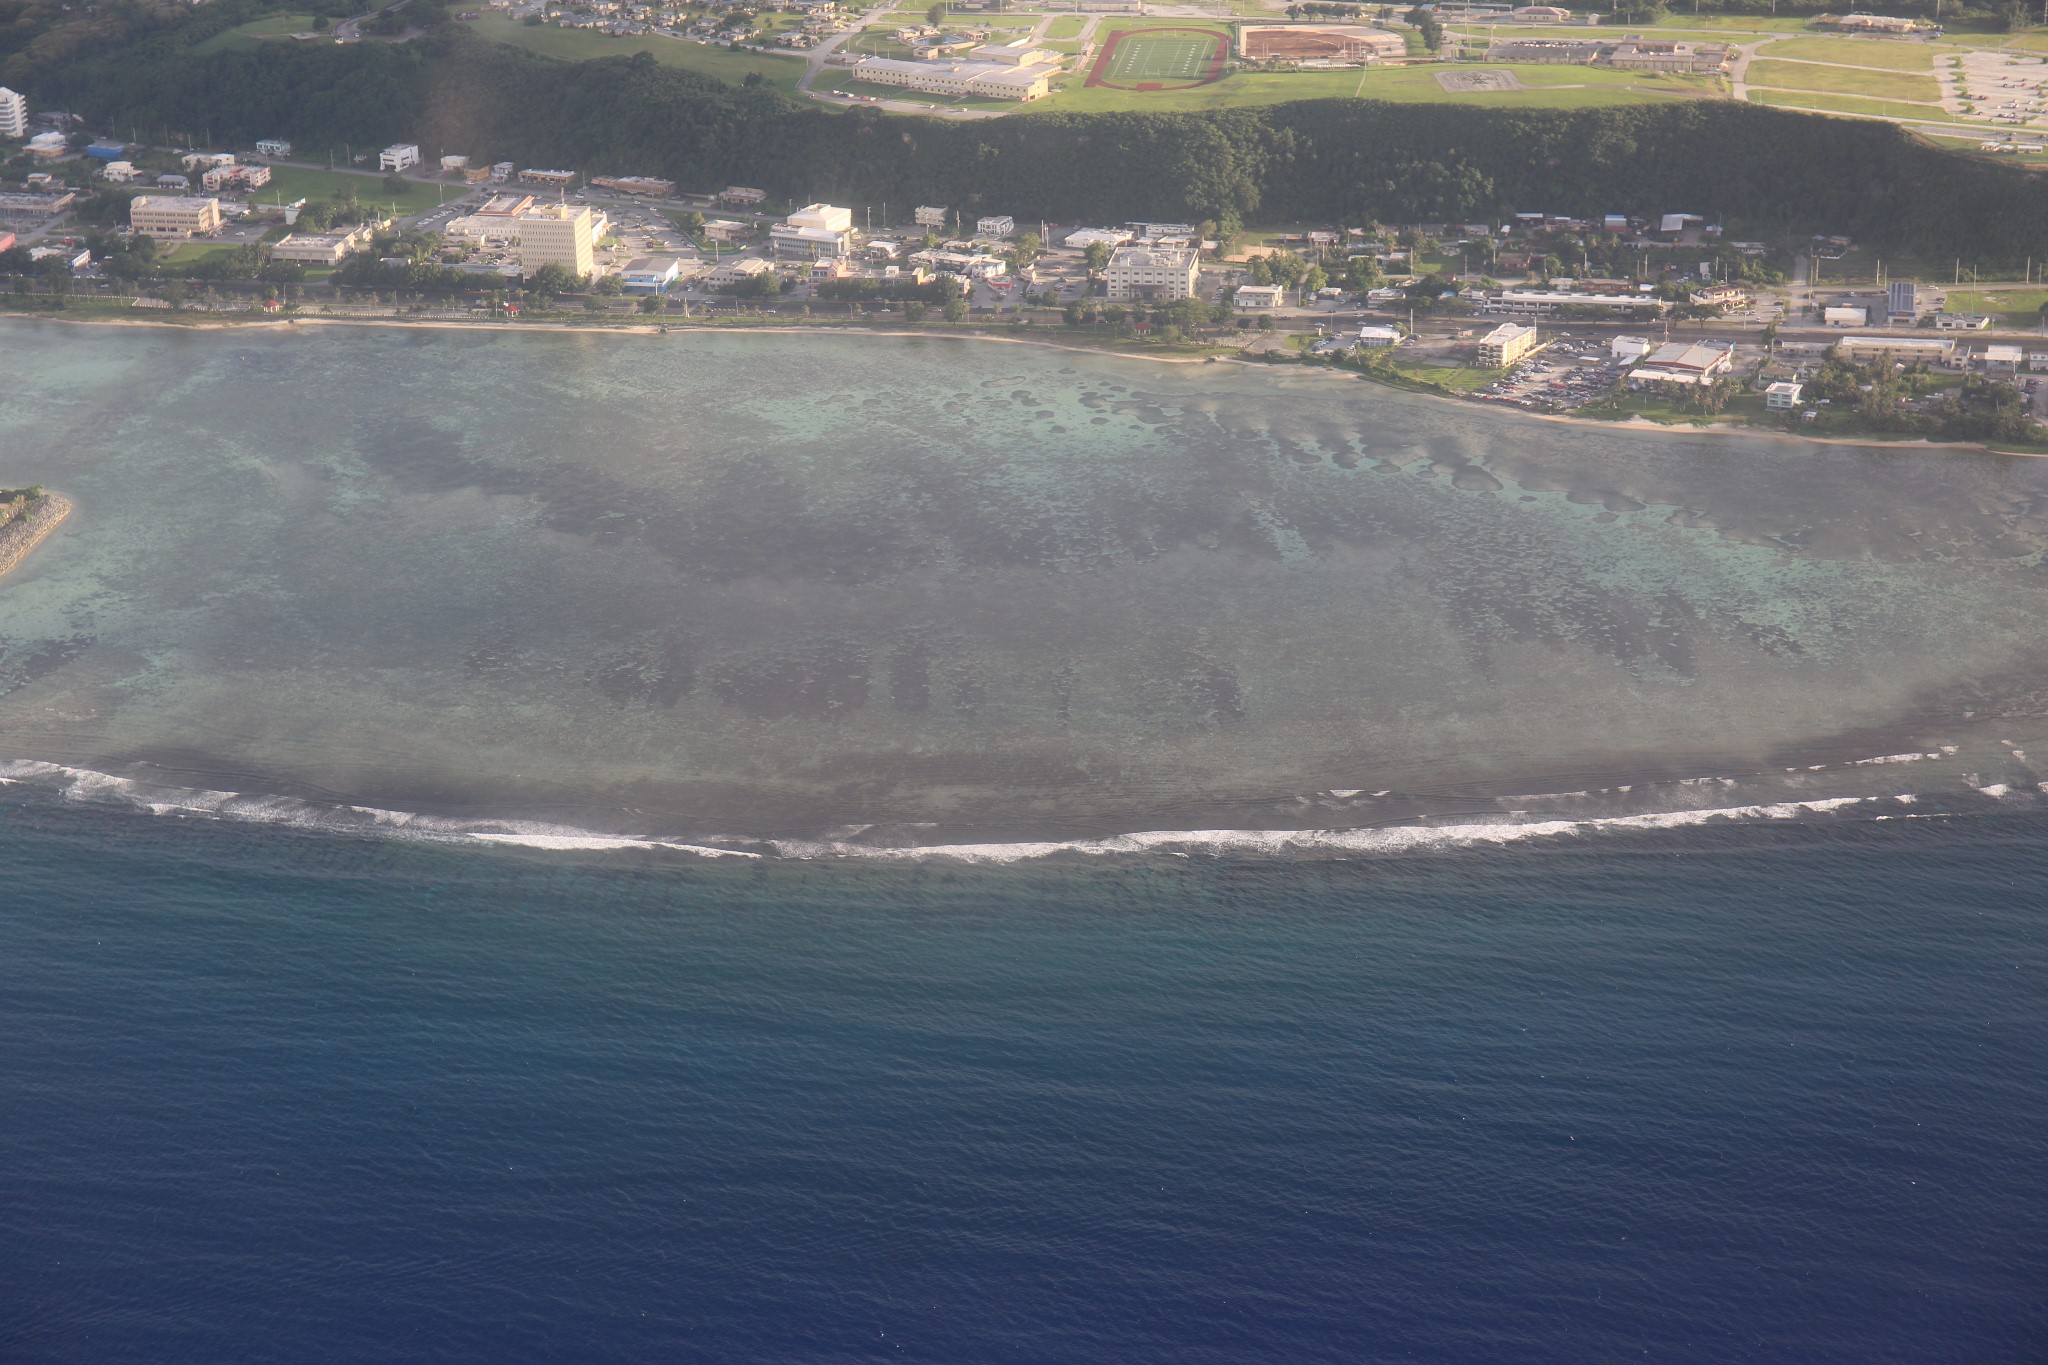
[0,86,26,141]
[379,143,421,172]
[1477,322,1539,368]
[1104,244,1200,302]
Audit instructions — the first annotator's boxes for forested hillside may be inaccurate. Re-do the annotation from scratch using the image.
[23,23,2048,257]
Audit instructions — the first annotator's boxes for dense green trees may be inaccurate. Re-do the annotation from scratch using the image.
[24,24,2048,260]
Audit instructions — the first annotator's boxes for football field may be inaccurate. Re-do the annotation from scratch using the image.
[1088,27,1228,89]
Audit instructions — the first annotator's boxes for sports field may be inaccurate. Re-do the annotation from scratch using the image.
[1087,26,1229,90]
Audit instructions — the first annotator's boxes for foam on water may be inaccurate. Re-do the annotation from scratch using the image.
[0,754,2009,863]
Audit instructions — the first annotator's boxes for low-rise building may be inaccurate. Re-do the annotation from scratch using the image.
[1823,305,1869,327]
[846,54,1058,100]
[976,215,1015,239]
[518,168,578,188]
[704,257,775,288]
[1611,335,1653,361]
[30,245,90,272]
[914,205,949,229]
[1631,340,1736,385]
[379,143,421,172]
[719,186,768,209]
[592,175,677,197]
[1356,324,1403,347]
[1104,244,1200,302]
[100,160,141,183]
[1765,381,1804,410]
[1233,283,1284,310]
[1933,312,1991,330]
[129,195,223,240]
[1478,322,1540,368]
[201,163,270,193]
[182,152,236,171]
[1835,336,1955,362]
[440,154,470,173]
[1065,227,1134,249]
[1887,279,1920,324]
[256,139,293,158]
[1480,289,1667,319]
[154,173,190,191]
[1983,344,2024,371]
[621,255,689,293]
[269,226,374,264]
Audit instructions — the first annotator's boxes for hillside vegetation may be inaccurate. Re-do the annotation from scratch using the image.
[21,23,2048,259]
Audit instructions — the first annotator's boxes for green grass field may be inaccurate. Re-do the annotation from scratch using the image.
[1043,16,1087,40]
[1947,288,2048,326]
[242,165,447,215]
[1098,29,1220,85]
[159,241,247,264]
[1744,58,1941,102]
[1760,36,1937,70]
[1033,62,1717,114]
[193,12,318,53]
[469,14,807,94]
[1748,87,1940,118]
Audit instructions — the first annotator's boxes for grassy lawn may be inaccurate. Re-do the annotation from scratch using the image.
[1921,131,2048,160]
[241,165,447,215]
[1948,288,2048,326]
[469,14,807,94]
[1744,58,1941,101]
[1044,16,1087,39]
[1760,36,1937,70]
[159,240,247,264]
[1033,62,1716,114]
[193,12,318,53]
[1748,88,1940,118]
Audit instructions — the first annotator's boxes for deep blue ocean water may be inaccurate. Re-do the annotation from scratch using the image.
[2,797,2042,1363]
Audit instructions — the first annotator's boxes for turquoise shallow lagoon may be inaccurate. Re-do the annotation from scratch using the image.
[3,320,2048,848]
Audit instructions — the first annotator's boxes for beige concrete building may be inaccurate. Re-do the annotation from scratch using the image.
[1104,244,1200,302]
[0,86,25,141]
[129,195,224,240]
[518,204,597,278]
[1477,322,1539,368]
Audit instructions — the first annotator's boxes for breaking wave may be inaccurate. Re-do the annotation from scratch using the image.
[3,754,2029,863]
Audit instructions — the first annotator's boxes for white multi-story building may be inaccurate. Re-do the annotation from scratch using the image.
[770,203,853,261]
[129,195,224,240]
[379,143,421,172]
[1477,322,1540,368]
[976,215,1015,239]
[517,203,597,277]
[914,205,949,229]
[0,86,26,141]
[256,139,293,158]
[1104,244,1200,302]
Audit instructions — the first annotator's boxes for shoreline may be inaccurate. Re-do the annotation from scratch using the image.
[5,310,2039,458]
[0,493,74,583]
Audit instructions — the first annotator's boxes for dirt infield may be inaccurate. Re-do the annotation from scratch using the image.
[1239,24,1404,62]
[1085,26,1231,91]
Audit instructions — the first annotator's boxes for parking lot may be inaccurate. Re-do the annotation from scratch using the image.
[1478,339,1626,412]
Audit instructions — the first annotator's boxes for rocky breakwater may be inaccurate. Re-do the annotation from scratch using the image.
[0,487,73,582]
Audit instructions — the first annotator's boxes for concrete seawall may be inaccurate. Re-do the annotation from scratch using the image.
[0,493,73,583]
